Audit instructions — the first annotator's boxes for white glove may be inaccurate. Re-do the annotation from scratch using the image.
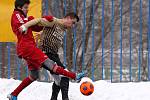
[19,25,27,34]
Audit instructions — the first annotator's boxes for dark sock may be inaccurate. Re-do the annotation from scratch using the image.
[60,77,69,100]
[50,82,60,100]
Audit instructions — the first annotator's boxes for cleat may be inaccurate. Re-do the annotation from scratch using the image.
[7,94,17,100]
[76,70,87,82]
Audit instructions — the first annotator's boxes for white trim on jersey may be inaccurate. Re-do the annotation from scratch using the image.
[16,14,24,24]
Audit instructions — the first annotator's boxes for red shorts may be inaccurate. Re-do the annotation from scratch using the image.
[20,46,48,70]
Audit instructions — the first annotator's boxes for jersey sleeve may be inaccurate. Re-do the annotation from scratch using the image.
[23,16,63,28]
[28,16,43,32]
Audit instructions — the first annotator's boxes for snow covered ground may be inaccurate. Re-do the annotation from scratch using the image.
[0,78,150,100]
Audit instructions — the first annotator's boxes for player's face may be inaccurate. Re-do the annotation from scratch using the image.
[64,17,77,28]
[21,4,29,15]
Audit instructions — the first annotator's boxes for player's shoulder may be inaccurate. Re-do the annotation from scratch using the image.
[42,16,54,22]
[12,11,26,24]
[12,10,25,18]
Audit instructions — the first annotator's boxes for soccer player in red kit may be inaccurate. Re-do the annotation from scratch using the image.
[7,0,85,100]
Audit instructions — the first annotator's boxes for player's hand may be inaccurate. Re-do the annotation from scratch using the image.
[19,25,27,34]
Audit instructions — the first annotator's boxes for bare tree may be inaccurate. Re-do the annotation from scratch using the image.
[43,0,149,81]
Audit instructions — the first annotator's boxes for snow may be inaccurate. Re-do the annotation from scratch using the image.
[0,78,150,100]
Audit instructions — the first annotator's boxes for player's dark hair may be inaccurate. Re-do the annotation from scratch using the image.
[65,12,79,22]
[15,0,30,9]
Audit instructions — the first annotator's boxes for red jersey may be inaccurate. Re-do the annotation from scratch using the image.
[11,9,42,57]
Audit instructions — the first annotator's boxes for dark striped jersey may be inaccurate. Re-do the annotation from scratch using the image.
[38,23,66,54]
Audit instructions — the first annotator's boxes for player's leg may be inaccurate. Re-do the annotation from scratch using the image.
[43,52,70,100]
[44,53,61,100]
[43,58,78,79]
[30,47,85,80]
[47,53,69,100]
[8,69,40,100]
[50,74,61,100]
[27,47,75,79]
[60,77,69,100]
[7,75,34,100]
[50,82,60,100]
[7,47,42,100]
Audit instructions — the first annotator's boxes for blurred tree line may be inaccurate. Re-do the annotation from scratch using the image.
[42,0,150,81]
[0,0,149,82]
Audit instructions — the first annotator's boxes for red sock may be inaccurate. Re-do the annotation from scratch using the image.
[11,77,33,96]
[53,65,76,79]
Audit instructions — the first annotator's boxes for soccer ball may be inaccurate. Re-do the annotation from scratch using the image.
[80,81,94,96]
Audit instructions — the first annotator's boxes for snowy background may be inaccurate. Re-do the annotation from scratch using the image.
[0,78,150,100]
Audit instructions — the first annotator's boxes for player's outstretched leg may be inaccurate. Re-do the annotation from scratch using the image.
[43,59,87,81]
[7,76,33,100]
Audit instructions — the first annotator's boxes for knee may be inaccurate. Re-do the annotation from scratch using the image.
[30,74,39,80]
[43,58,55,71]
[61,77,69,82]
[29,75,37,81]
[29,70,40,80]
[60,77,69,86]
[53,74,61,86]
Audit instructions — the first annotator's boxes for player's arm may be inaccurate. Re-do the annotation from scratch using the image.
[19,16,62,33]
[28,16,43,32]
